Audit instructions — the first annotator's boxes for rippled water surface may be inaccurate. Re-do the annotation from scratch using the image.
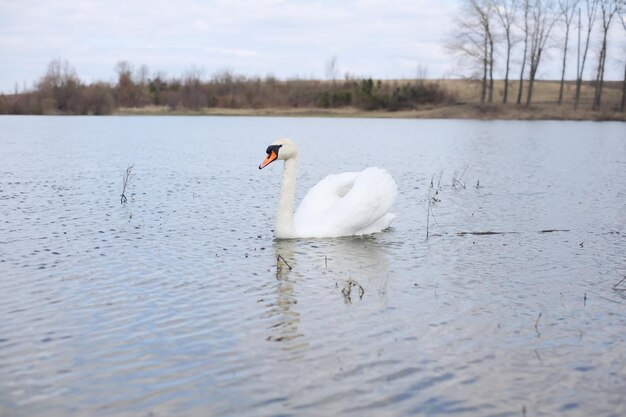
[1,116,625,417]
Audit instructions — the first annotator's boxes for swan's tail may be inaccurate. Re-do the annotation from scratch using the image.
[355,213,396,235]
[294,167,398,238]
[327,167,398,236]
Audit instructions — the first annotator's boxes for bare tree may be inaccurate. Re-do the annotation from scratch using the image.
[447,0,495,105]
[115,61,136,107]
[416,64,429,84]
[574,0,600,109]
[148,70,168,106]
[182,66,206,110]
[620,3,626,113]
[494,0,519,103]
[37,59,82,113]
[526,0,559,107]
[487,4,496,103]
[325,56,339,81]
[517,0,531,104]
[135,64,151,106]
[137,64,149,88]
[557,0,580,104]
[591,0,620,110]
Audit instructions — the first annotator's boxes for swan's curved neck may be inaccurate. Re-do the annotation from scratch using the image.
[275,157,298,238]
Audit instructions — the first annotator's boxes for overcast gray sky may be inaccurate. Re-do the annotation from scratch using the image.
[1,0,624,93]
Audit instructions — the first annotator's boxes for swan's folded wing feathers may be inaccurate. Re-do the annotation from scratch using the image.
[325,167,397,235]
[294,172,359,229]
[295,167,397,237]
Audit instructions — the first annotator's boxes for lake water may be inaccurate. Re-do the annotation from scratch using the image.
[0,116,625,417]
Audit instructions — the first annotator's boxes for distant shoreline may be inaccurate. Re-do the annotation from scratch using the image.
[114,104,626,122]
[4,76,624,121]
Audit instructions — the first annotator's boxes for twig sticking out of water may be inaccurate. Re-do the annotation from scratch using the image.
[379,273,390,296]
[276,254,292,271]
[342,278,364,303]
[436,170,443,191]
[452,164,468,190]
[534,312,542,337]
[425,173,444,239]
[613,276,626,291]
[120,165,134,205]
[426,185,432,239]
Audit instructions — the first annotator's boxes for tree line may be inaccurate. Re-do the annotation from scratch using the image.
[448,0,626,111]
[0,59,452,115]
[1,0,624,116]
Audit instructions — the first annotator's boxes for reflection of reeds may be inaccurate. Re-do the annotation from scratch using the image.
[426,185,431,239]
[428,168,474,239]
[452,164,468,189]
[457,231,517,236]
[342,278,364,303]
[120,164,134,205]
[379,273,390,296]
[534,312,542,337]
[425,177,443,239]
[613,276,626,291]
[426,167,580,239]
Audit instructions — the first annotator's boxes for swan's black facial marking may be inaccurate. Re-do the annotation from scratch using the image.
[259,144,283,169]
[266,144,282,156]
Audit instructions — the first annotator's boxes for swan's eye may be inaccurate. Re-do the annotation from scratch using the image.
[266,144,282,155]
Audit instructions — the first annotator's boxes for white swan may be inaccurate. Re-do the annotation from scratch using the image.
[259,138,398,239]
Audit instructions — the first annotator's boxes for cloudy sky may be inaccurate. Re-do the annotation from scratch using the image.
[1,0,624,93]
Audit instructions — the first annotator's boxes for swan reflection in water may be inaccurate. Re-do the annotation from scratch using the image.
[266,236,392,354]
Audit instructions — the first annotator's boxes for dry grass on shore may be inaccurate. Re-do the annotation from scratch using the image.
[115,79,625,121]
[116,104,626,121]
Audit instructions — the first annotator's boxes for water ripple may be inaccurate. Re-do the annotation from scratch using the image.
[0,117,625,417]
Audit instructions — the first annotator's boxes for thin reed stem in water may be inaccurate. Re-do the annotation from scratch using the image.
[342,278,365,303]
[612,276,626,290]
[426,186,431,239]
[120,164,134,205]
[534,312,542,337]
[276,254,292,271]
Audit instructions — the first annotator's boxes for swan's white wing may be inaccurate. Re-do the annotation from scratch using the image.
[326,167,397,235]
[294,171,359,222]
[294,167,397,237]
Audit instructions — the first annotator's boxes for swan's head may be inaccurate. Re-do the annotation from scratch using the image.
[259,138,298,169]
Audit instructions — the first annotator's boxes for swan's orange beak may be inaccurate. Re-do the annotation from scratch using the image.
[259,151,278,169]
